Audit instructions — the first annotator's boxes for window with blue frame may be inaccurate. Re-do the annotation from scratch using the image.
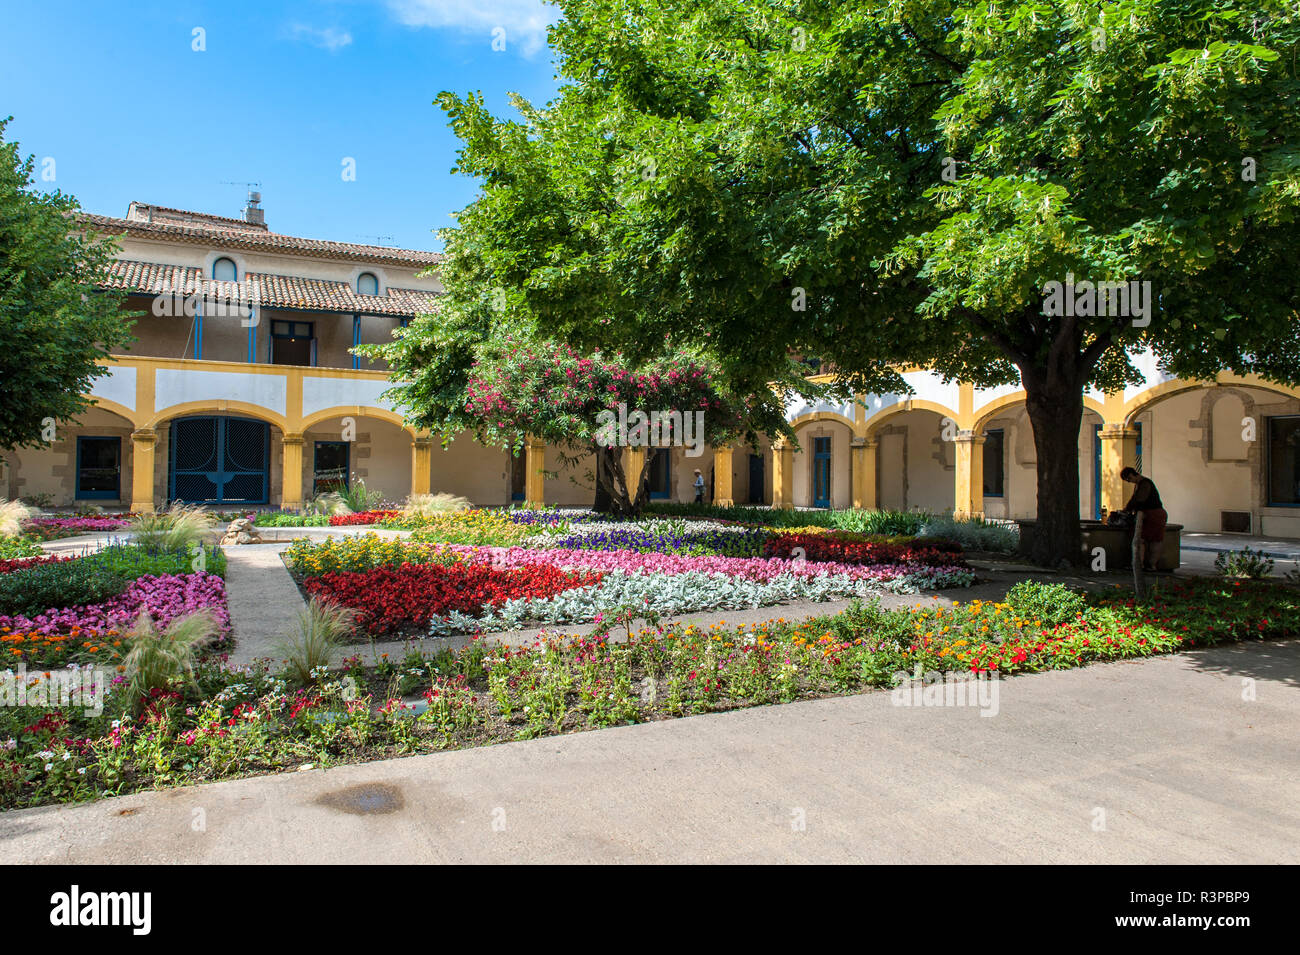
[812,436,832,508]
[75,436,121,499]
[212,257,237,281]
[357,272,379,295]
[1267,415,1300,506]
[510,451,526,501]
[648,449,672,499]
[270,319,315,366]
[983,429,1005,497]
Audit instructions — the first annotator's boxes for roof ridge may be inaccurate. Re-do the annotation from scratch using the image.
[75,211,444,267]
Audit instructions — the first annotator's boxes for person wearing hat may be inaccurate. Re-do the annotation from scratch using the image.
[693,468,706,504]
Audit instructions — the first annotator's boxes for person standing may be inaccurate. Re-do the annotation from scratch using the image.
[1121,466,1167,600]
[693,468,706,504]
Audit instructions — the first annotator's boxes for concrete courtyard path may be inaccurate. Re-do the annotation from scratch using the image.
[2,637,1296,864]
[222,543,306,666]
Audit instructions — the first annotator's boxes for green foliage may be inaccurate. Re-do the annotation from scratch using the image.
[0,561,126,617]
[413,1,1300,564]
[643,502,934,535]
[0,534,43,559]
[255,511,331,527]
[122,609,221,713]
[276,599,358,685]
[79,542,226,580]
[1005,580,1088,626]
[130,504,215,555]
[338,479,384,513]
[1215,547,1275,579]
[920,516,1019,553]
[0,118,133,451]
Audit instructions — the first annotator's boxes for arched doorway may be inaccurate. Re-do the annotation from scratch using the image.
[167,414,271,504]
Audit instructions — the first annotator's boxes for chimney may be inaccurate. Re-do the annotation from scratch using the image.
[244,191,265,227]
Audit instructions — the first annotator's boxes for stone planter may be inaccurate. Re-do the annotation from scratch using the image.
[1016,519,1182,571]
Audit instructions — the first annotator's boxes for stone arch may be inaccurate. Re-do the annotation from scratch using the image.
[300,405,414,436]
[863,399,960,439]
[972,391,1106,434]
[1122,376,1300,427]
[84,397,140,428]
[789,409,857,438]
[143,399,290,434]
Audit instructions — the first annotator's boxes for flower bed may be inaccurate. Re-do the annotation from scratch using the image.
[763,531,967,566]
[21,517,131,541]
[282,527,977,636]
[302,563,604,634]
[0,572,231,644]
[3,576,1296,810]
[329,510,400,526]
[0,536,45,560]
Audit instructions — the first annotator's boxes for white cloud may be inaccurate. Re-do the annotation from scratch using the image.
[387,0,556,56]
[290,25,354,52]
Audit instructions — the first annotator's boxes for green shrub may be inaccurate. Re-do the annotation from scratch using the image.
[80,543,226,580]
[1004,580,1087,626]
[0,534,43,559]
[921,516,1019,553]
[255,511,330,527]
[642,502,932,535]
[1215,547,1275,579]
[0,561,127,617]
[828,597,916,648]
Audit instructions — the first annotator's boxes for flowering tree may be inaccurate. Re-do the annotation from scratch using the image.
[463,342,780,514]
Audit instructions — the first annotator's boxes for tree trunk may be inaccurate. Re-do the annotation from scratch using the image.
[1022,383,1085,567]
[592,446,616,513]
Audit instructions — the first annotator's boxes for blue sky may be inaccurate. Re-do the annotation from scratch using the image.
[0,0,562,252]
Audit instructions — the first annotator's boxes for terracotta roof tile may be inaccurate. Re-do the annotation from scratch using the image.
[100,259,440,318]
[78,208,443,268]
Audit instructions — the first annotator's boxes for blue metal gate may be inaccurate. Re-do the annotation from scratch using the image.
[168,416,270,504]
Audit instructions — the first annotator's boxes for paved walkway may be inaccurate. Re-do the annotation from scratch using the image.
[222,544,305,666]
[3,638,1296,864]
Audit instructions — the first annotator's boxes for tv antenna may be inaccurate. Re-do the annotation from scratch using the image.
[358,234,394,246]
[220,180,263,215]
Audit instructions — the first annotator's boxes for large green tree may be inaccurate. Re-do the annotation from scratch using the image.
[0,118,131,452]
[423,0,1300,565]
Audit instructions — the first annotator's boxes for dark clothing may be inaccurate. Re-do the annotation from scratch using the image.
[1123,477,1163,513]
[1140,507,1168,542]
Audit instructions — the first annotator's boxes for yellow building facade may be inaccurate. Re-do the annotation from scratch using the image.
[3,202,1299,538]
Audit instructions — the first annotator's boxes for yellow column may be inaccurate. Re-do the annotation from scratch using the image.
[411,435,433,497]
[953,430,986,519]
[712,447,734,506]
[851,437,878,510]
[524,437,545,506]
[624,446,647,500]
[1099,424,1138,515]
[281,434,305,509]
[772,441,794,508]
[129,429,157,514]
